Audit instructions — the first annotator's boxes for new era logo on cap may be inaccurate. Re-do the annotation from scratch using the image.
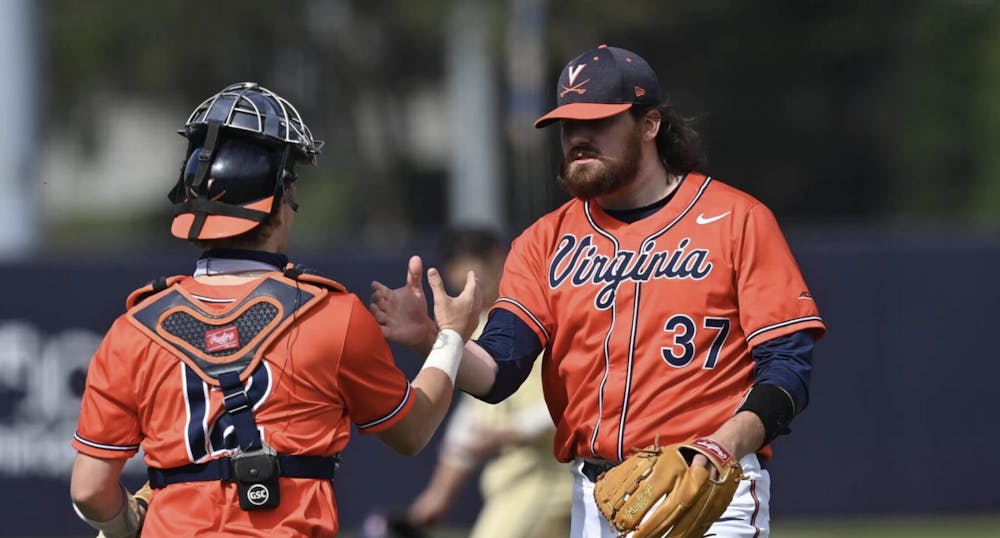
[535,45,662,128]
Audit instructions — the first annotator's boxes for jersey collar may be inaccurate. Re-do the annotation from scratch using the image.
[586,173,708,234]
[195,248,288,276]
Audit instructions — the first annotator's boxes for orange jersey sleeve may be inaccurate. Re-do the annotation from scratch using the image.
[734,203,825,347]
[494,218,559,348]
[336,296,415,433]
[72,315,144,459]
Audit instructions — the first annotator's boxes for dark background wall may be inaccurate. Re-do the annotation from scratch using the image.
[1,229,997,536]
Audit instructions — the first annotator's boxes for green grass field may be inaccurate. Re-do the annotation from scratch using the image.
[336,515,1000,537]
[56,514,1000,537]
[773,515,1000,537]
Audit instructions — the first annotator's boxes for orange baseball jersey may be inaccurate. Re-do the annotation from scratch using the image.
[72,271,414,536]
[493,173,826,463]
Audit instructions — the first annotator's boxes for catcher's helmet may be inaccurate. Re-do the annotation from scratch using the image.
[168,82,323,240]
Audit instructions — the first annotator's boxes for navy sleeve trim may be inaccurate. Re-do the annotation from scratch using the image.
[357,384,412,430]
[746,316,823,343]
[73,433,140,452]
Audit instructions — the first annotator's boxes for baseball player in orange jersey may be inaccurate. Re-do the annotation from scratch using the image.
[371,45,825,537]
[69,82,481,538]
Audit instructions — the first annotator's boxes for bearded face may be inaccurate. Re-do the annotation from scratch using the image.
[558,122,643,199]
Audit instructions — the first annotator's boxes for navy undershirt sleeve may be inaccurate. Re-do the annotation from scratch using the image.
[473,309,543,404]
[750,330,815,413]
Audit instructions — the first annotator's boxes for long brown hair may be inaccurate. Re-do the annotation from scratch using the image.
[631,104,705,176]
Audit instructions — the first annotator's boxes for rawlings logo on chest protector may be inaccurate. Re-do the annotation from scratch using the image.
[129,275,328,383]
[549,234,714,310]
[205,326,240,352]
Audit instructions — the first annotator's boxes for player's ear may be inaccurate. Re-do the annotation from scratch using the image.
[642,109,662,142]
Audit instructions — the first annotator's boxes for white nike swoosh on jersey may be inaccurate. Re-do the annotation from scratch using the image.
[696,211,731,224]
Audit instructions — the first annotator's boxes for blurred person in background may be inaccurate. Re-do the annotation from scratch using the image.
[69,82,480,537]
[404,227,572,538]
[371,45,825,537]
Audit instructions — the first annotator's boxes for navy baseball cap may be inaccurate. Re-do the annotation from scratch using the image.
[535,45,662,128]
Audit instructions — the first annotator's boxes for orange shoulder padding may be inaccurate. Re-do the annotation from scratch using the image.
[281,263,347,293]
[126,275,186,310]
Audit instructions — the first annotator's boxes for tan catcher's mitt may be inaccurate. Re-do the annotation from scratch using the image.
[593,438,743,538]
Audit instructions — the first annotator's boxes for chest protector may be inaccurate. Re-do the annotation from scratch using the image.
[125,264,344,385]
[125,264,346,509]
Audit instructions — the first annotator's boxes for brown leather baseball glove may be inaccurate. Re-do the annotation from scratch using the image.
[593,438,743,538]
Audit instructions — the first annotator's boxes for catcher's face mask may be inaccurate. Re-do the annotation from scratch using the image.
[168,82,322,241]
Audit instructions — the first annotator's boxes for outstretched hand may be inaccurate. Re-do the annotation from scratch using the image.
[427,266,481,342]
[370,256,439,350]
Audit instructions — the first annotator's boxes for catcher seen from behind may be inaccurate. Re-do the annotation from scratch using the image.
[69,82,482,537]
[593,438,743,538]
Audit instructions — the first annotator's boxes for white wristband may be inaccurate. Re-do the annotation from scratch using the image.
[421,329,463,384]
